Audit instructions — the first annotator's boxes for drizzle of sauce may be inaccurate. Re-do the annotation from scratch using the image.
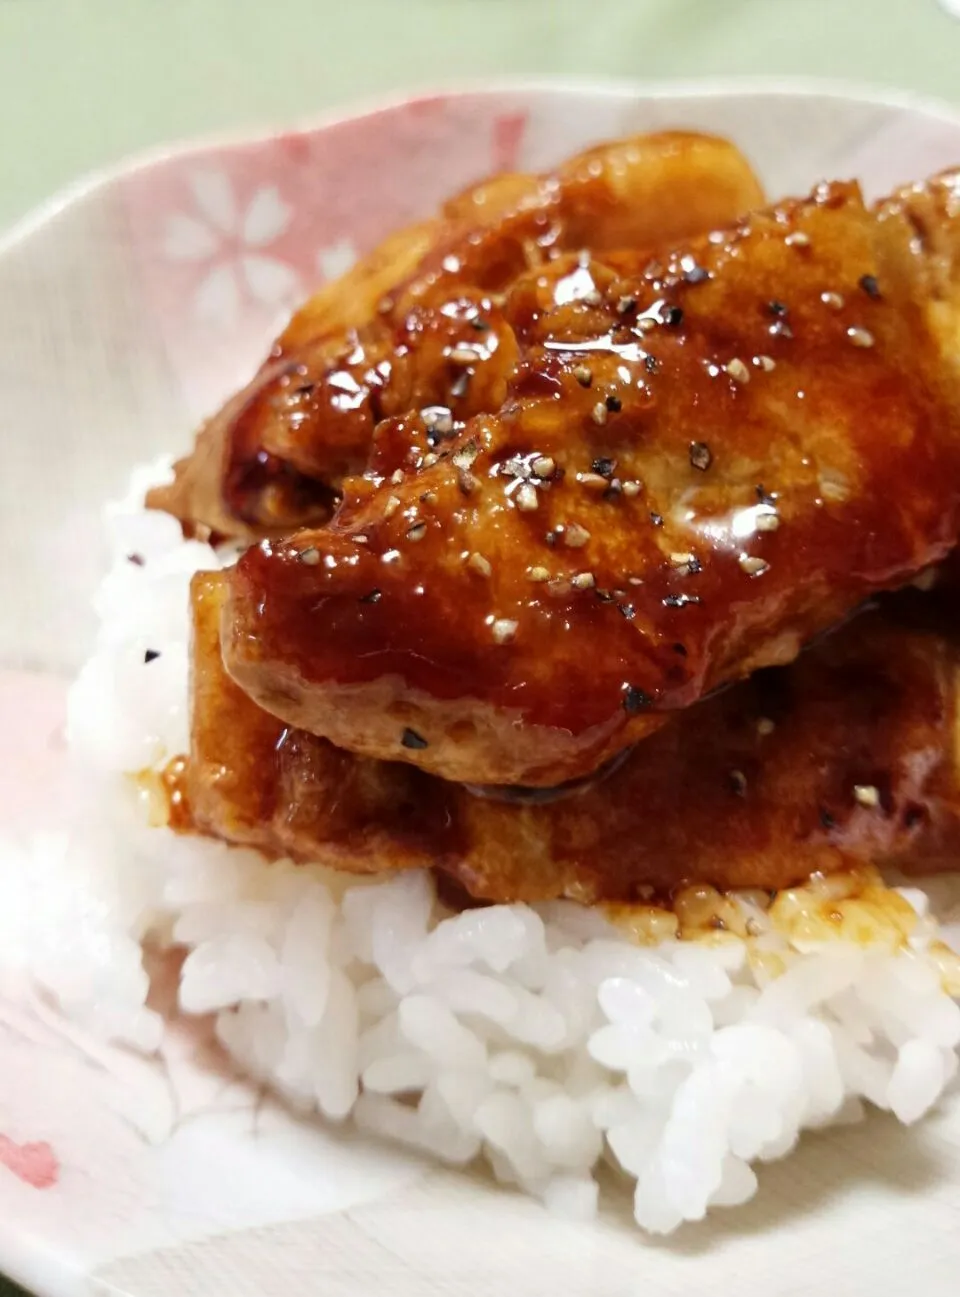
[146,737,960,995]
[135,758,193,832]
[606,866,960,994]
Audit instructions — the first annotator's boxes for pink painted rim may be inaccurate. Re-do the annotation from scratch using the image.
[5,75,960,254]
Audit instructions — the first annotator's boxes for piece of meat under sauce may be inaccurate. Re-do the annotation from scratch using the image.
[182,570,960,903]
[147,132,765,539]
[222,169,960,789]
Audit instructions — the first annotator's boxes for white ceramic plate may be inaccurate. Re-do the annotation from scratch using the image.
[3,81,960,1297]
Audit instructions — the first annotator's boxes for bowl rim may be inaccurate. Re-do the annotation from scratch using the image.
[4,73,960,258]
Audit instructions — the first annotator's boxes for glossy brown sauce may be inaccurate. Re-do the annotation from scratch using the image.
[225,177,960,786]
[148,131,766,540]
[160,755,194,833]
[187,571,960,905]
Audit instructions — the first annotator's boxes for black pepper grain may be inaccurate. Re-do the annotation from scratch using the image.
[605,395,622,413]
[401,728,429,750]
[859,274,881,299]
[144,649,161,664]
[592,457,616,478]
[359,589,382,604]
[728,769,748,797]
[650,511,664,527]
[622,685,653,714]
[663,305,684,327]
[689,441,712,472]
[904,805,925,830]
[767,300,789,317]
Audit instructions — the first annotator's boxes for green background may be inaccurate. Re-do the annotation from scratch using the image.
[3,0,960,230]
[1,0,959,1292]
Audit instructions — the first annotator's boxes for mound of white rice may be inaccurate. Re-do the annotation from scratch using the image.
[2,458,960,1233]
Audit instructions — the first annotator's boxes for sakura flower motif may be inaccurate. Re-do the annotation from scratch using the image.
[164,171,302,326]
[0,1134,59,1190]
[316,239,358,283]
[492,111,528,173]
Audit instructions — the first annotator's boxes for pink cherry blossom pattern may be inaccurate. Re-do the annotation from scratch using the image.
[164,171,302,327]
[118,92,532,418]
[492,111,529,173]
[316,238,358,284]
[0,1135,59,1190]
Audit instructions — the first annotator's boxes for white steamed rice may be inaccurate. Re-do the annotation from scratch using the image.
[2,457,960,1233]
